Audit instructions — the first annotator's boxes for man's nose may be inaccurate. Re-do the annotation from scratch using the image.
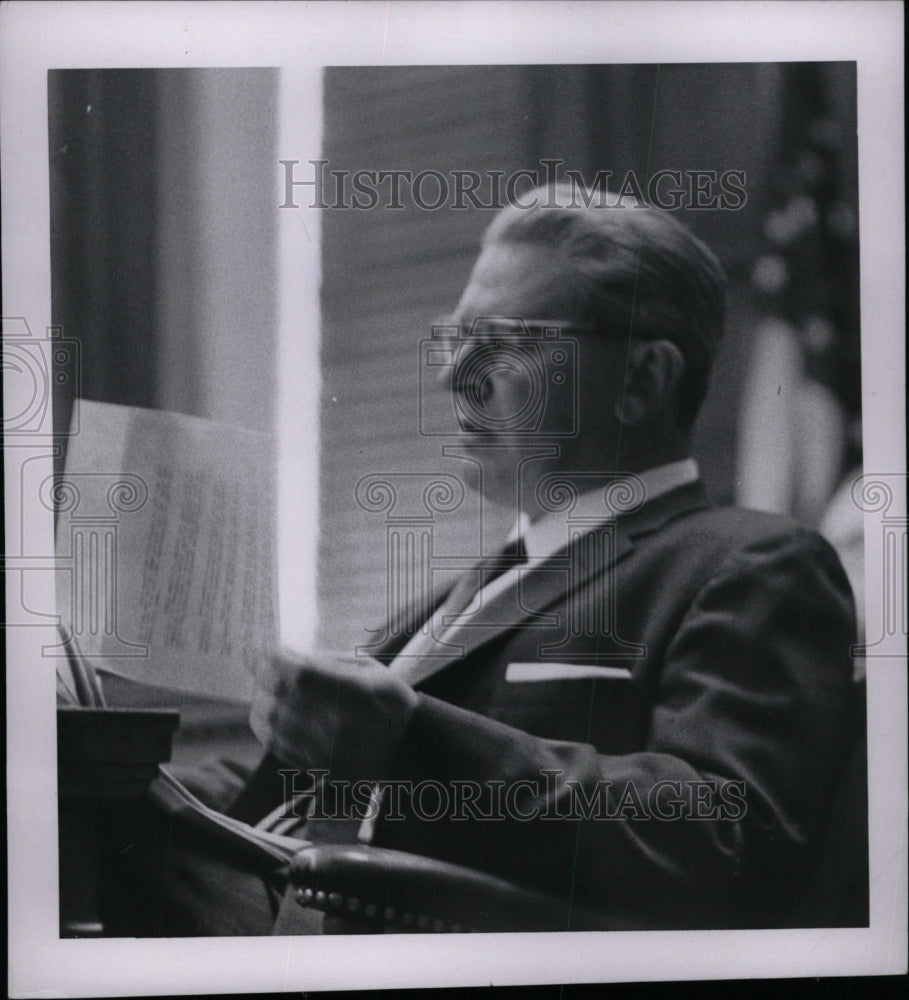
[436,340,476,395]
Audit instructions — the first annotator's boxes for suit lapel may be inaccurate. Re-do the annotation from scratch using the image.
[365,580,455,665]
[396,480,711,688]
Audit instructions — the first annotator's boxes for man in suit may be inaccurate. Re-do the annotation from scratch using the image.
[242,188,859,931]
[112,188,859,934]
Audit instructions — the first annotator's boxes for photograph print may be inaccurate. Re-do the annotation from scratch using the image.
[43,60,871,940]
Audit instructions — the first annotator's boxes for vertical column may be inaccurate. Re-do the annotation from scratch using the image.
[852,474,908,659]
[355,473,465,657]
[42,473,149,657]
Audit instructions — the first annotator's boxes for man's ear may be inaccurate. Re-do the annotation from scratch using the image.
[612,339,686,426]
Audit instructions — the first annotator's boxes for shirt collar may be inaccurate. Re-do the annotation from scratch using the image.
[509,458,700,561]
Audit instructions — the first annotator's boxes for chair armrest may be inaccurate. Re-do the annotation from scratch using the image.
[288,843,608,933]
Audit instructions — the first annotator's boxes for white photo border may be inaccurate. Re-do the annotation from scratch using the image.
[2,1,905,995]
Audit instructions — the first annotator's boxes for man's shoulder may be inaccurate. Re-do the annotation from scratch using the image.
[634,497,857,642]
[673,500,816,540]
[635,478,825,548]
[639,487,840,563]
[677,503,816,537]
[653,497,850,588]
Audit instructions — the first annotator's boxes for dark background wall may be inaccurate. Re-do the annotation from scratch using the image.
[49,67,278,473]
[49,69,160,447]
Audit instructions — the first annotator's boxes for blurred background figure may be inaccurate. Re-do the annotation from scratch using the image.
[736,64,864,651]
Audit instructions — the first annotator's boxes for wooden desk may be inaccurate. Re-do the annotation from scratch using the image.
[57,707,179,937]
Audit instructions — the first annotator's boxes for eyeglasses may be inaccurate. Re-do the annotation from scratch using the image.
[428,316,597,343]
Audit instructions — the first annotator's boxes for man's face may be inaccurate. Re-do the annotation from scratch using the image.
[437,241,621,506]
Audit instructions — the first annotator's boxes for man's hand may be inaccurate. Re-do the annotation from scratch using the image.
[250,647,419,783]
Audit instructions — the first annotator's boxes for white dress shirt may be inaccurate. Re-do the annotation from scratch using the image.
[393,459,699,663]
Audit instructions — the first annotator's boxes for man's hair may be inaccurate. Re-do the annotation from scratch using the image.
[482,185,727,427]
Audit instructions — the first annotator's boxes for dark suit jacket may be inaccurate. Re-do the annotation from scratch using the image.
[106,478,860,936]
[350,480,859,929]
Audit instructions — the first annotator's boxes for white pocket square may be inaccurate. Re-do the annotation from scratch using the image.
[505,662,633,683]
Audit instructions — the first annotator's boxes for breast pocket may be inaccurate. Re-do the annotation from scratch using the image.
[489,662,646,752]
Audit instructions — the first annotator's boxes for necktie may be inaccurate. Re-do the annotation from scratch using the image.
[436,535,528,624]
[389,536,527,677]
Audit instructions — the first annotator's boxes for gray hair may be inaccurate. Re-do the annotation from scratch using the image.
[483,186,727,426]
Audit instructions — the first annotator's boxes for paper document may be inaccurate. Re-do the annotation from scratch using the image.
[151,765,304,865]
[55,401,277,702]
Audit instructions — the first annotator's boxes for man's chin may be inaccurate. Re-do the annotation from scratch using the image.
[445,434,522,506]
[458,456,484,495]
[471,468,520,512]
